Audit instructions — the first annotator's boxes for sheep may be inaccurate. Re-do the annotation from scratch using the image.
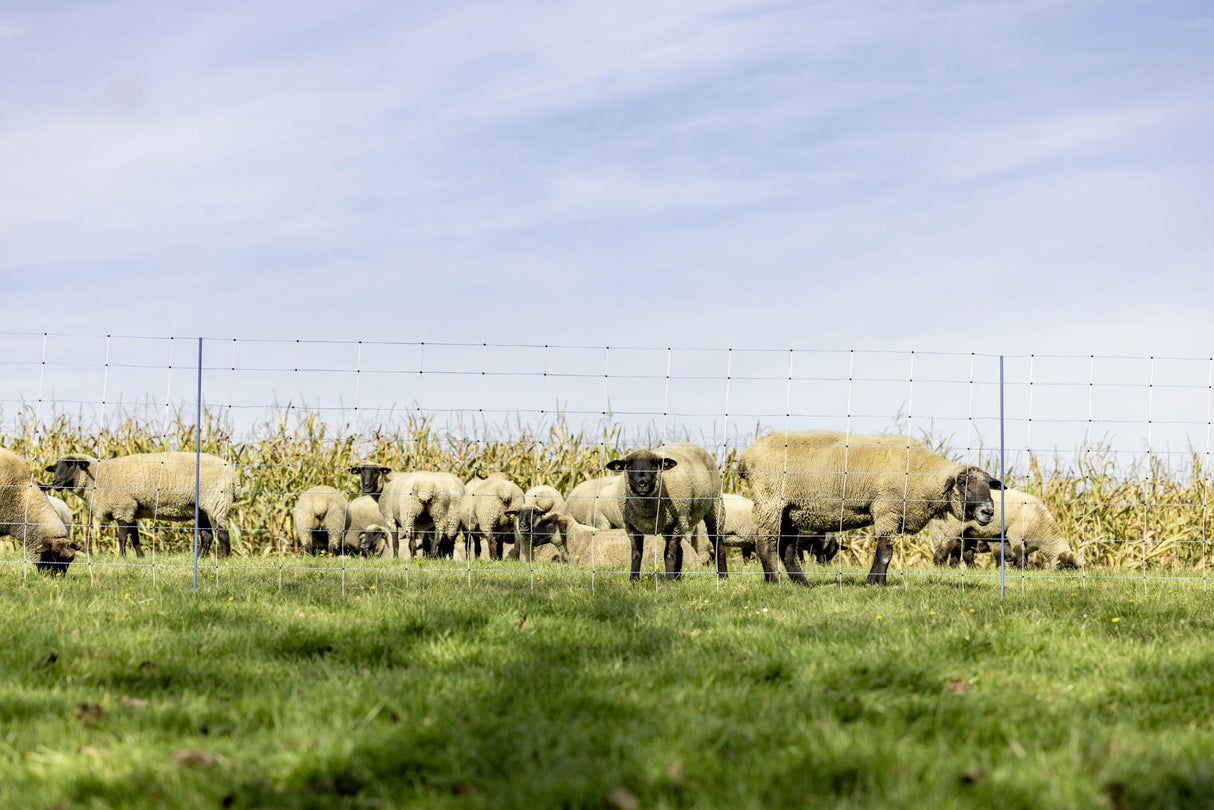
[738,430,1001,586]
[928,488,1079,570]
[0,449,81,573]
[346,494,392,555]
[564,475,625,530]
[460,473,525,560]
[46,452,239,558]
[372,471,465,558]
[36,484,74,535]
[605,444,724,581]
[699,494,842,565]
[292,486,353,556]
[511,510,701,569]
[523,484,566,517]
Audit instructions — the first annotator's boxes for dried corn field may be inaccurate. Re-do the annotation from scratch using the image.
[3,406,1212,574]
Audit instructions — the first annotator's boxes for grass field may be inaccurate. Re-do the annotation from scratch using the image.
[3,555,1213,809]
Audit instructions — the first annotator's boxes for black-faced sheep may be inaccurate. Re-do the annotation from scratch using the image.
[928,487,1079,570]
[738,431,1000,586]
[46,452,239,558]
[605,444,724,581]
[1,449,81,573]
[460,473,525,560]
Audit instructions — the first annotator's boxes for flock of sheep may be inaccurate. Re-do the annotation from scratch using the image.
[0,430,1080,581]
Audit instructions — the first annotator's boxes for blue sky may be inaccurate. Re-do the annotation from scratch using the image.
[4,0,1211,353]
[2,2,1213,462]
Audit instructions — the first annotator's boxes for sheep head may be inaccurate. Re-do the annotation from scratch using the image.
[357,526,390,556]
[34,538,82,575]
[506,506,560,561]
[349,463,391,496]
[44,455,96,491]
[606,450,677,497]
[943,467,1001,526]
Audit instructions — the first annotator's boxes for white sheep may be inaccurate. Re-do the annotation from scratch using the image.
[375,471,465,558]
[523,484,566,516]
[46,451,240,558]
[564,475,625,530]
[346,494,392,555]
[605,444,724,581]
[292,485,352,556]
[1,449,80,573]
[928,488,1078,570]
[521,511,701,569]
[738,430,1001,586]
[697,493,842,566]
[461,473,525,560]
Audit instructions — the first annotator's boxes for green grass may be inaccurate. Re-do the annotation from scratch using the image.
[2,556,1213,809]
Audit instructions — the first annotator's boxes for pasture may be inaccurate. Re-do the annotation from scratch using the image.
[2,556,1212,809]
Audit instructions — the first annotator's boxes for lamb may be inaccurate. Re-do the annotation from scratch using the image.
[292,486,354,556]
[46,451,239,558]
[605,444,724,581]
[564,475,625,529]
[928,488,1079,570]
[372,471,465,558]
[0,449,81,573]
[738,430,1001,586]
[460,473,525,560]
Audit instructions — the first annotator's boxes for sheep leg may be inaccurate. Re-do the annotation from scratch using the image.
[118,522,145,558]
[199,511,230,557]
[752,499,784,584]
[703,508,727,580]
[488,529,505,561]
[932,538,960,567]
[628,531,645,581]
[866,527,896,585]
[779,531,809,587]
[663,534,682,580]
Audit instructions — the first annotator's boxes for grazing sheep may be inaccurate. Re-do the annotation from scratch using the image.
[292,486,352,556]
[564,475,625,530]
[517,511,701,569]
[605,444,724,581]
[374,471,465,558]
[928,488,1079,570]
[1,449,81,573]
[738,431,1001,586]
[461,473,525,560]
[46,452,239,558]
[346,494,391,554]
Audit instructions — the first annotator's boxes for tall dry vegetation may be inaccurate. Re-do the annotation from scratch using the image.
[3,408,1211,567]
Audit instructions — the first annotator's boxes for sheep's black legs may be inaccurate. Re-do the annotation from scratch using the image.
[867,536,895,585]
[118,522,145,558]
[663,535,682,580]
[779,531,809,587]
[628,531,644,580]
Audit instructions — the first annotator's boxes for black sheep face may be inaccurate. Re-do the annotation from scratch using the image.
[35,541,82,575]
[358,528,389,556]
[349,464,391,496]
[947,468,1000,526]
[44,457,90,491]
[606,453,677,498]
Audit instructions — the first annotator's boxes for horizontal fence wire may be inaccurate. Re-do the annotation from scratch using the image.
[1,334,1211,593]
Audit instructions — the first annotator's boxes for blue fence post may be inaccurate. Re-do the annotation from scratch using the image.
[999,355,1007,598]
[194,337,202,591]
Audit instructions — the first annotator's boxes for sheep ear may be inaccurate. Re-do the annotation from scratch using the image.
[661,458,678,470]
[988,477,1002,490]
[504,509,518,520]
[605,459,626,471]
[942,475,956,495]
[44,464,57,474]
